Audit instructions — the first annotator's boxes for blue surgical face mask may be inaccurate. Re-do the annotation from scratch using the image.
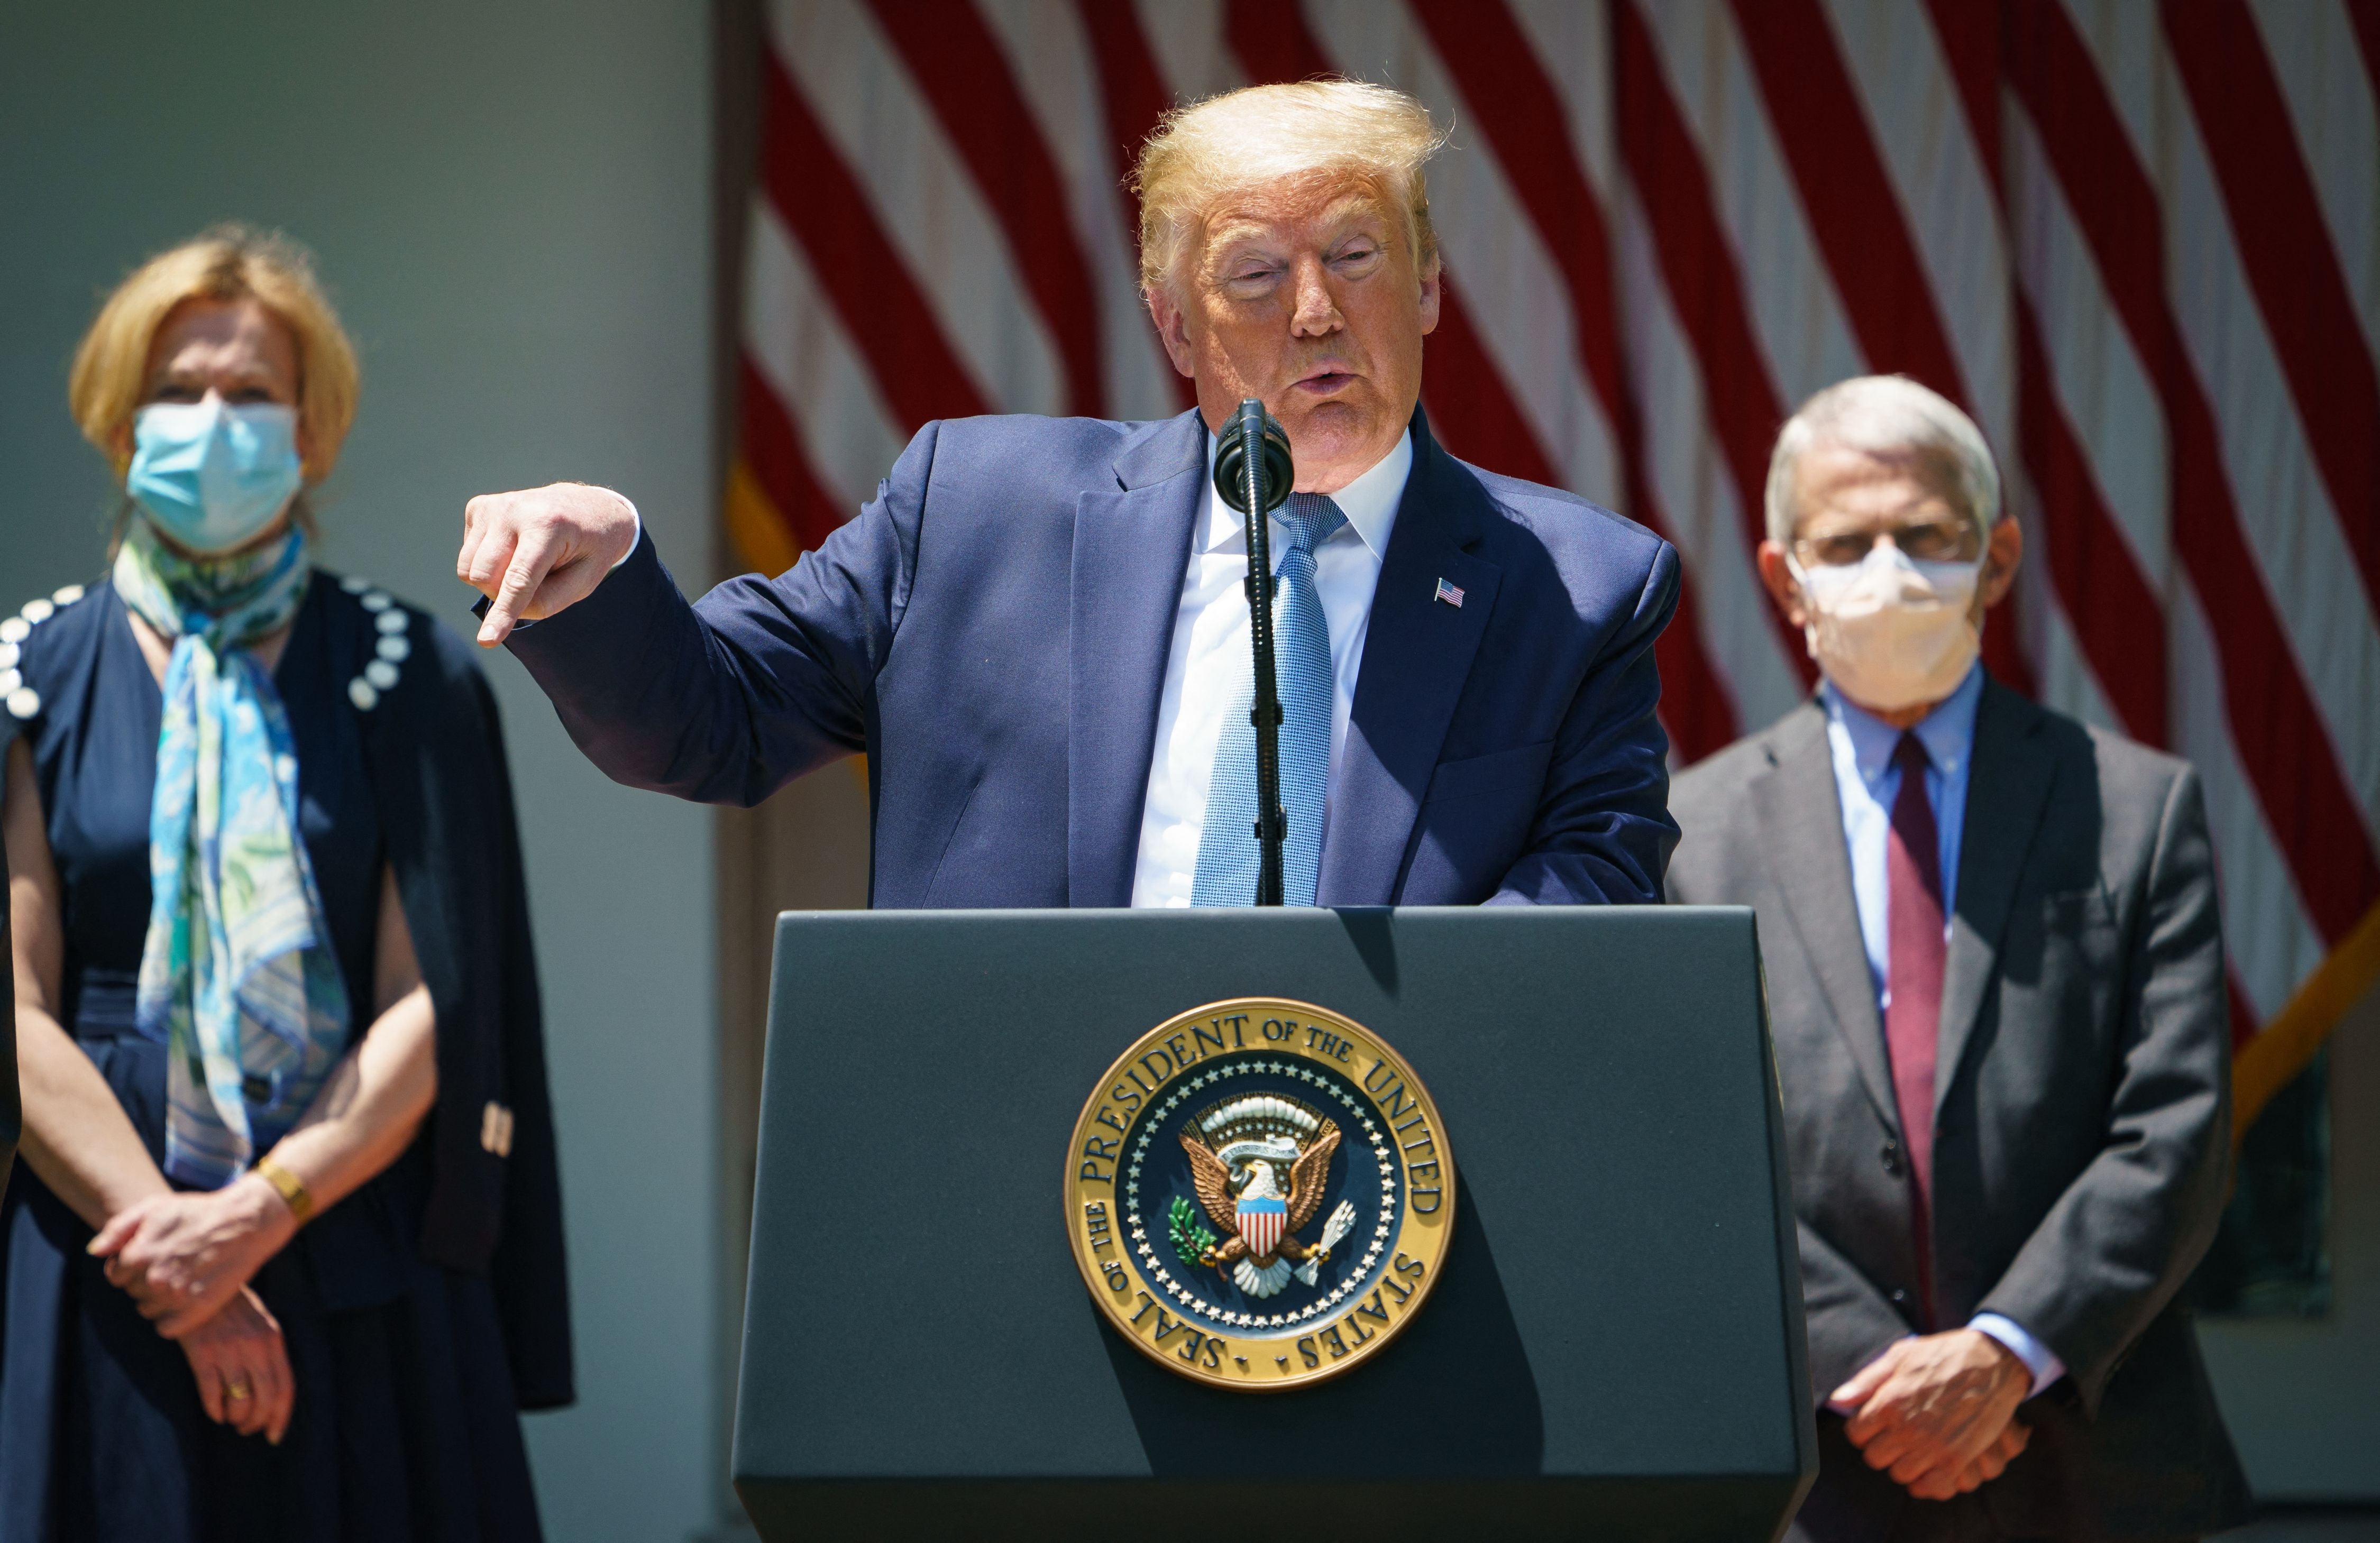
[127,399,305,555]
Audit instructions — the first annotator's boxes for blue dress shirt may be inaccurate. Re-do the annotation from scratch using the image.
[1820,663,2064,1399]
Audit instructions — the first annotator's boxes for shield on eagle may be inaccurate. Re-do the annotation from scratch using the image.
[1236,1192,1287,1257]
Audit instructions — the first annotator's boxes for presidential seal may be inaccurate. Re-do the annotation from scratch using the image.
[1065,998,1454,1391]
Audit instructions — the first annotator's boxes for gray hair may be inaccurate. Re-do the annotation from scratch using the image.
[1763,375,2002,545]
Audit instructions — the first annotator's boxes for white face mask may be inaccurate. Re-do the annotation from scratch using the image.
[1789,541,1982,712]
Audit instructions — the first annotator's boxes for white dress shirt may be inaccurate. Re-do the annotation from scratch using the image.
[1129,429,1411,908]
[1821,663,2064,1400]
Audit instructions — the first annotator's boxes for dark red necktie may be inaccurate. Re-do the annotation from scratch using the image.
[1885,732,1945,1325]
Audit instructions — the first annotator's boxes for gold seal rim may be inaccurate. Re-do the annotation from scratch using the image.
[1063,995,1457,1393]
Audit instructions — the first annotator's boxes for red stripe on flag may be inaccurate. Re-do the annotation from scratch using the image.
[2008,0,2380,945]
[1727,0,2037,699]
[738,353,846,554]
[2161,0,2380,624]
[1225,0,1334,83]
[1613,0,1814,690]
[1728,0,1970,404]
[1923,0,2003,195]
[1073,0,1195,411]
[1924,0,2166,740]
[1422,284,1560,487]
[1414,0,1739,758]
[1076,0,1173,176]
[2350,0,2380,100]
[2010,295,2170,745]
[867,0,1106,418]
[759,44,986,430]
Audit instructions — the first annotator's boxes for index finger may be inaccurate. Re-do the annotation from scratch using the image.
[1831,1338,1908,1412]
[261,1337,295,1445]
[88,1208,141,1256]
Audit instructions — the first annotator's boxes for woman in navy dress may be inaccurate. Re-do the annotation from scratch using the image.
[2,227,570,1540]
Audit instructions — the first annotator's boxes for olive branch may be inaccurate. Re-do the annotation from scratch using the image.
[1168,1196,1218,1266]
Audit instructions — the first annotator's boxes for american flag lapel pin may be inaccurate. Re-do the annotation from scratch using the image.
[1434,576,1465,608]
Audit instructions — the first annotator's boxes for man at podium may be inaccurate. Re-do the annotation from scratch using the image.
[452,82,1680,908]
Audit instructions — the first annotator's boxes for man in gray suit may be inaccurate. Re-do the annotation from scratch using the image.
[1669,377,2248,1541]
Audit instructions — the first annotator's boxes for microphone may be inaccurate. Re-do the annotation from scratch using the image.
[1214,399,1294,906]
[1213,400,1293,516]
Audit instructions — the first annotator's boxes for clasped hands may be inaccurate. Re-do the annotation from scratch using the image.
[1832,1328,2032,1501]
[88,1175,300,1443]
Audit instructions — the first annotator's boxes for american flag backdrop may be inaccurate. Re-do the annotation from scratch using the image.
[727,0,2380,1163]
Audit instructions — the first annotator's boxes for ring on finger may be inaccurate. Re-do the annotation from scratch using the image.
[224,1377,253,1401]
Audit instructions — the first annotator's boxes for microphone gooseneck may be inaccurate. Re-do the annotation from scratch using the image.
[1215,399,1293,906]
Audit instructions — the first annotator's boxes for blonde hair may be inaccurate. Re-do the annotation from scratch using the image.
[1132,80,1446,299]
[69,224,360,483]
[1764,375,2002,544]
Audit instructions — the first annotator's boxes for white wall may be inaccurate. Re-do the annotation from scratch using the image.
[0,5,724,1539]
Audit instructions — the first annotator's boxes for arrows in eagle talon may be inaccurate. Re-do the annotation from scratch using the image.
[1294,1200,1360,1285]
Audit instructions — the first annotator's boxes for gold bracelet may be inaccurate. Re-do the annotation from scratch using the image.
[253,1155,315,1226]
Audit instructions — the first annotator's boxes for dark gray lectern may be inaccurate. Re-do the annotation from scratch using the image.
[735,907,1814,1541]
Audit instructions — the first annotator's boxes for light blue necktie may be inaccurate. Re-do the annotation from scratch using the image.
[1192,493,1346,907]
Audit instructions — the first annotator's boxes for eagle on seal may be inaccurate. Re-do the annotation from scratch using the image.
[1179,1095,1358,1298]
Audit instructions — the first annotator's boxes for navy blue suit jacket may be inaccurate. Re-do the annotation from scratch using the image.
[505,407,1681,906]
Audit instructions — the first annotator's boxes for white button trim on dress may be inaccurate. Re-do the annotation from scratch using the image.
[360,591,392,612]
[5,687,39,720]
[0,618,28,645]
[340,575,371,594]
[364,659,399,690]
[376,636,411,663]
[347,677,380,711]
[50,585,84,607]
[0,642,16,670]
[0,669,18,695]
[20,599,53,625]
[374,608,407,635]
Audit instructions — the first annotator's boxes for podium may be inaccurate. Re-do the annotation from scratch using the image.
[733,906,1815,1541]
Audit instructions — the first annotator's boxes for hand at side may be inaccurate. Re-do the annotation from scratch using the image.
[457,482,640,644]
[1833,1328,2031,1500]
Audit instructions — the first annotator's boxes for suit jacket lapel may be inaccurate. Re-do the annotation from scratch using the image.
[1067,411,1205,906]
[1935,679,2056,1115]
[1752,704,1901,1132]
[1317,410,1500,905]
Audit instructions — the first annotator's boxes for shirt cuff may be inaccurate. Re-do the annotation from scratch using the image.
[1970,1312,2065,1397]
[611,499,640,570]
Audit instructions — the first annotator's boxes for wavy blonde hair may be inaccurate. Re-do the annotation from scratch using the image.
[1132,80,1446,299]
[69,224,360,483]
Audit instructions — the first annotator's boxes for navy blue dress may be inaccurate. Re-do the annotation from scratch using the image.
[0,580,544,1542]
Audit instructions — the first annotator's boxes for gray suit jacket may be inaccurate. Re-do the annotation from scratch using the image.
[1668,680,2247,1542]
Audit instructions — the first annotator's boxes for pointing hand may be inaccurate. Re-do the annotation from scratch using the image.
[457,482,639,644]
